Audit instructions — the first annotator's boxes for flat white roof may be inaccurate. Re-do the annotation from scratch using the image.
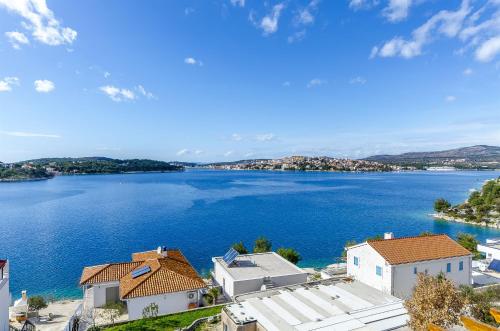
[213,252,306,280]
[224,280,409,331]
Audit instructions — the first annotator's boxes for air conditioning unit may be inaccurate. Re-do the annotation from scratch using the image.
[188,292,196,300]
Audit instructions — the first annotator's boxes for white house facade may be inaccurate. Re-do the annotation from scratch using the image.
[0,260,9,331]
[478,238,500,261]
[81,247,206,320]
[346,233,472,298]
[212,252,307,298]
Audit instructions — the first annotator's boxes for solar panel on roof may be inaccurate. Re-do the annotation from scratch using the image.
[488,259,500,272]
[223,248,239,266]
[131,265,151,278]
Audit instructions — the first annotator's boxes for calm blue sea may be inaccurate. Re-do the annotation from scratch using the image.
[0,169,499,299]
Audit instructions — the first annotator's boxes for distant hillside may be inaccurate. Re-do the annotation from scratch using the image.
[0,157,183,181]
[364,145,500,169]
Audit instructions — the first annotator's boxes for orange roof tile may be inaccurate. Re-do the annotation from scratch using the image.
[367,234,471,265]
[80,249,206,299]
[80,262,142,285]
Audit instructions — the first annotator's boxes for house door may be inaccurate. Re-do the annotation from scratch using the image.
[106,286,120,304]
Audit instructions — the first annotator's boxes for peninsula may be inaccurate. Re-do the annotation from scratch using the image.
[433,177,500,228]
[0,157,183,182]
[203,156,394,172]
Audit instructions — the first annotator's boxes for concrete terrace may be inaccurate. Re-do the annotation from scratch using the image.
[213,252,306,280]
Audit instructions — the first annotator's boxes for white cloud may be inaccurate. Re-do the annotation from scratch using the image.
[0,0,77,46]
[194,150,203,155]
[176,149,190,156]
[295,0,320,26]
[288,30,306,43]
[104,71,111,79]
[231,133,243,141]
[307,78,327,88]
[100,85,136,102]
[475,35,500,62]
[282,81,291,87]
[135,85,155,99]
[260,3,285,35]
[5,31,29,49]
[349,76,367,85]
[230,0,245,7]
[1,130,60,138]
[34,79,54,93]
[371,0,470,59]
[463,68,473,75]
[184,57,203,66]
[256,133,276,142]
[0,76,19,92]
[224,150,234,157]
[445,95,457,102]
[349,0,379,11]
[383,0,413,23]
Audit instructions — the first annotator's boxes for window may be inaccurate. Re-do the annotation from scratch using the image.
[376,266,382,276]
[459,261,463,271]
[354,256,359,266]
[413,267,417,275]
[446,263,451,273]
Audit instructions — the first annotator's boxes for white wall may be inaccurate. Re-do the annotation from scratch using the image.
[347,244,392,294]
[213,259,308,298]
[392,256,472,298]
[347,244,472,299]
[213,260,235,297]
[84,281,119,309]
[477,244,500,260]
[0,262,10,331]
[126,290,201,320]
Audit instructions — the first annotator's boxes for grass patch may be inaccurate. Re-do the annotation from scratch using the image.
[105,306,222,331]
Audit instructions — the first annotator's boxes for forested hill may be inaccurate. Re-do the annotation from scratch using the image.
[1,158,183,181]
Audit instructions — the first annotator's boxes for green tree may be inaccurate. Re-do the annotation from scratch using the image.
[457,232,481,259]
[254,236,272,253]
[460,285,500,327]
[206,287,219,306]
[434,198,451,212]
[419,231,433,236]
[277,248,301,265]
[28,296,48,319]
[231,242,248,254]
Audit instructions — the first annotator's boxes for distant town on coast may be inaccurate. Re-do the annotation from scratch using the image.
[2,145,499,182]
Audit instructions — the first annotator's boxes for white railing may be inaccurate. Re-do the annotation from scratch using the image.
[62,303,83,331]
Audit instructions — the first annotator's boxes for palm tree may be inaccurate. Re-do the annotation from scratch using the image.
[208,287,219,305]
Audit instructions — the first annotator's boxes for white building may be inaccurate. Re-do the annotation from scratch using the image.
[212,252,307,298]
[346,233,472,298]
[80,247,206,320]
[0,260,9,331]
[478,238,500,261]
[222,279,409,331]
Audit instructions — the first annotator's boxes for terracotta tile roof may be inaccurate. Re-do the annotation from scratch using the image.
[0,260,6,269]
[367,234,472,265]
[80,262,142,285]
[80,249,206,299]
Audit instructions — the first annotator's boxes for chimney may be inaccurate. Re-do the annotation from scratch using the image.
[157,246,168,258]
[384,232,394,240]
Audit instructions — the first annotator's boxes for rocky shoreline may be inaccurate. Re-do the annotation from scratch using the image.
[432,213,500,229]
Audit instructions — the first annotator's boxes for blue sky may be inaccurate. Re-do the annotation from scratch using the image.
[0,0,499,162]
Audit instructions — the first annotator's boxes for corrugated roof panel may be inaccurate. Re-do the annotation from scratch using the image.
[318,284,373,310]
[295,288,344,316]
[261,297,302,326]
[279,291,325,321]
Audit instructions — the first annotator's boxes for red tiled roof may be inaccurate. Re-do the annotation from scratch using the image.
[0,260,6,269]
[80,249,206,299]
[367,234,472,265]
